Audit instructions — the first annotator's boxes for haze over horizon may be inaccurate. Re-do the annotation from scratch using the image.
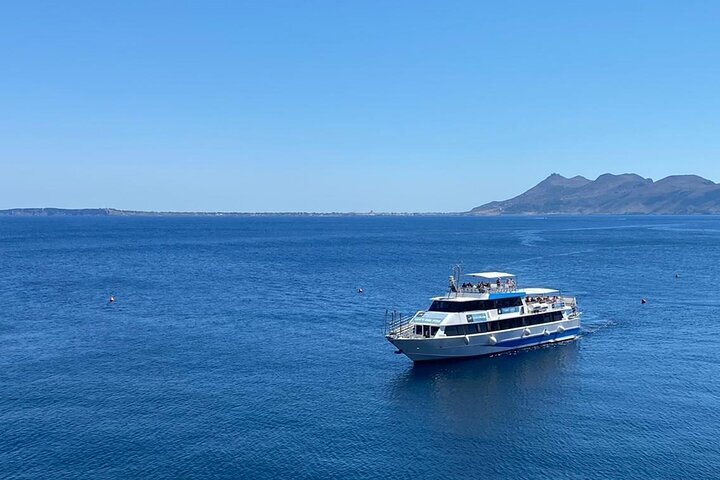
[2,1,720,212]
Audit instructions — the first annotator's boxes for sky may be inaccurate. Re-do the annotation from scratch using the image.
[2,1,719,212]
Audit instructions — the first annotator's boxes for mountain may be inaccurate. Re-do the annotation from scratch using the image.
[468,173,720,215]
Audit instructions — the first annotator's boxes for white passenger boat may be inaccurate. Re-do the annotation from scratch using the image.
[385,270,581,362]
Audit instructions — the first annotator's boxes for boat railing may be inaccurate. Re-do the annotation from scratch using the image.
[457,284,519,295]
[562,296,576,307]
[384,310,416,338]
[561,296,581,317]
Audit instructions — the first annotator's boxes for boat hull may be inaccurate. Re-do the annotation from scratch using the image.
[387,319,581,362]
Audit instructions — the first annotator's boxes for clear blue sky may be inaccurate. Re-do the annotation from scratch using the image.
[2,1,719,212]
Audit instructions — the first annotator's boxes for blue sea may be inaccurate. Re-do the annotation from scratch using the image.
[1,215,719,479]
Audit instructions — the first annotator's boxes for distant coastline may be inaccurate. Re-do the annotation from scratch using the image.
[4,172,720,217]
[0,207,457,217]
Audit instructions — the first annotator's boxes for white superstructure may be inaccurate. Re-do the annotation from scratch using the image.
[385,271,581,362]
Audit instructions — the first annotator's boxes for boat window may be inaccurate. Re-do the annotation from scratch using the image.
[430,326,439,336]
[430,297,524,313]
[430,301,476,312]
[493,311,565,332]
[444,326,458,336]
[442,309,566,336]
[494,297,524,309]
[444,325,470,336]
[415,325,423,335]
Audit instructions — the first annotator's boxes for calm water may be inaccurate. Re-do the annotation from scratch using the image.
[1,215,719,479]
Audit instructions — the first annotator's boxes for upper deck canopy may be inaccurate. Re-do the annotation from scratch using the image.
[431,295,493,301]
[467,271,515,279]
[521,287,559,295]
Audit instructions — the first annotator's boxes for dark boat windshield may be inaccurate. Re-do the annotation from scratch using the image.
[428,297,523,312]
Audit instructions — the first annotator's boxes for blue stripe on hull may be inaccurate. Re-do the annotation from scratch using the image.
[494,327,581,348]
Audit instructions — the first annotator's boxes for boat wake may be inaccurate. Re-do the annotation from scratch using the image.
[484,335,582,359]
[513,230,546,247]
[579,318,616,336]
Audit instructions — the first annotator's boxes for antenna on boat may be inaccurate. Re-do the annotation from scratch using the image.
[452,263,463,284]
[449,263,463,297]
